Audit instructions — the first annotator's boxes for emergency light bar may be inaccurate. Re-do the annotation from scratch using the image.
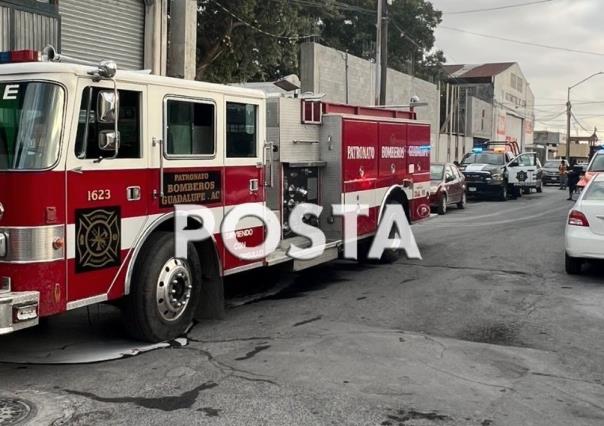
[0,49,41,64]
[472,148,484,153]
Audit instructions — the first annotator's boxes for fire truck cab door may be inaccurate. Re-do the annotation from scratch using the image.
[65,83,149,304]
[507,153,538,187]
[222,99,266,272]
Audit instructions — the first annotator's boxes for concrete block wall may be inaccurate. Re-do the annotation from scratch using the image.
[300,42,440,146]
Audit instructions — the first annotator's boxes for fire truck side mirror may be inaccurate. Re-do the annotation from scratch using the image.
[98,130,121,152]
[97,91,119,123]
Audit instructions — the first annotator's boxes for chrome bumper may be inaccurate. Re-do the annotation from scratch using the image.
[0,290,40,335]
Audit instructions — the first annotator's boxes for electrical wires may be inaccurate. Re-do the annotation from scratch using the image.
[439,26,604,58]
[212,0,319,41]
[443,0,555,15]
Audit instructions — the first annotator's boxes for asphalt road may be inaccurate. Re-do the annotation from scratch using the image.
[2,186,604,426]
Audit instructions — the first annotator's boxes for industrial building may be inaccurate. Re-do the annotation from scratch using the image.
[441,62,535,152]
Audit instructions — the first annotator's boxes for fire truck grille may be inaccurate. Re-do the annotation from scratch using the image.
[0,399,34,426]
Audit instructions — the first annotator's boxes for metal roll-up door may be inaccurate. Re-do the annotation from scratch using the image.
[59,0,145,70]
[505,113,523,145]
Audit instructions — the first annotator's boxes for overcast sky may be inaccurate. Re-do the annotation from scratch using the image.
[428,0,604,136]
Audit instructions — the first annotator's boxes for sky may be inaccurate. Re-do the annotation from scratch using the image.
[428,0,604,137]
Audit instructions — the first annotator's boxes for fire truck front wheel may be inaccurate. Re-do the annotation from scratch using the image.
[124,231,202,342]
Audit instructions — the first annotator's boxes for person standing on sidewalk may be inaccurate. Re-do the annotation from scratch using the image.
[567,161,580,201]
[559,160,568,190]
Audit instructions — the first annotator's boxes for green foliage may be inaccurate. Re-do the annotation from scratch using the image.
[195,0,445,83]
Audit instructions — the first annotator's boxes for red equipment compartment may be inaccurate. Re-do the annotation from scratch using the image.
[342,119,378,237]
[378,122,408,186]
[407,124,431,179]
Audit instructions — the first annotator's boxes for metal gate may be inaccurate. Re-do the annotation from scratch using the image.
[59,0,145,70]
[0,0,60,51]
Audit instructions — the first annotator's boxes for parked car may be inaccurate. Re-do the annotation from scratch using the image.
[577,150,604,190]
[459,150,515,200]
[565,173,604,274]
[542,160,568,186]
[430,163,466,215]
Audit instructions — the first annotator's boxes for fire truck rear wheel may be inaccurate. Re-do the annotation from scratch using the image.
[124,231,202,343]
[379,198,409,264]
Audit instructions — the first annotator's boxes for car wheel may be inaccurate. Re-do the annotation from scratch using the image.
[565,252,583,275]
[437,194,447,215]
[124,231,202,342]
[457,192,466,209]
[499,184,508,201]
[523,188,531,195]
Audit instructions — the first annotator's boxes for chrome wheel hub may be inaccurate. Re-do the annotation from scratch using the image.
[156,258,192,322]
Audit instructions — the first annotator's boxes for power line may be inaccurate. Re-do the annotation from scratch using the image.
[533,101,604,107]
[439,26,604,57]
[270,0,376,15]
[571,111,591,132]
[443,0,555,15]
[212,0,319,41]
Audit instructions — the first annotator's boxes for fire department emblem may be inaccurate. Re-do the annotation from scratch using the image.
[76,207,121,272]
[516,171,528,182]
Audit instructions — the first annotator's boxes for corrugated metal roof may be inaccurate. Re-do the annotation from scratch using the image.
[442,62,516,79]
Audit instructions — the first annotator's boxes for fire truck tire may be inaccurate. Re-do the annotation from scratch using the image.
[124,232,202,343]
[379,198,409,264]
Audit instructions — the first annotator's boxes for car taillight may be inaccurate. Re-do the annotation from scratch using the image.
[568,210,589,227]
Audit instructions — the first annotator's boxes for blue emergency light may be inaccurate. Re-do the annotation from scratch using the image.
[472,147,483,153]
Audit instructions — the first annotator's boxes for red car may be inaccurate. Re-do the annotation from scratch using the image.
[430,162,467,215]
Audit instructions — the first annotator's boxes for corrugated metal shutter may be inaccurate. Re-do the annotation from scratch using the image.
[505,114,523,145]
[0,4,59,51]
[14,9,60,50]
[0,6,10,51]
[59,0,145,70]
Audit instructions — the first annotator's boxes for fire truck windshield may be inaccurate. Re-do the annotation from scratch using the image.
[0,82,64,170]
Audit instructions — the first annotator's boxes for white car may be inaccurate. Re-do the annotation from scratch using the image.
[565,173,604,274]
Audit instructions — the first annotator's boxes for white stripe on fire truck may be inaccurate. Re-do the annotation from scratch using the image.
[66,205,264,260]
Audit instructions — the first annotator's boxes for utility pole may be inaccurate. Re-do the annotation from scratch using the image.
[167,0,197,80]
[374,0,384,106]
[566,91,571,161]
[379,0,389,106]
[566,72,604,160]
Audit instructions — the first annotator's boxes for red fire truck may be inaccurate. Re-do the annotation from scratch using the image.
[0,49,431,342]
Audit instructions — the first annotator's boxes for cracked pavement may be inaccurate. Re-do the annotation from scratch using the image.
[2,187,604,425]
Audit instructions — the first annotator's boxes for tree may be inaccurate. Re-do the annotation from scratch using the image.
[195,0,445,83]
[320,0,445,81]
[195,0,320,82]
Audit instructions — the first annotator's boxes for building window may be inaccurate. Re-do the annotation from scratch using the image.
[227,103,258,158]
[165,99,215,156]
